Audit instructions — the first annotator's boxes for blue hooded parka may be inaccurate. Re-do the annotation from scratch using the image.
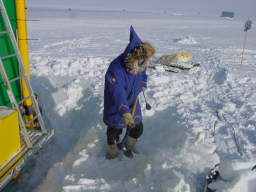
[103,26,147,129]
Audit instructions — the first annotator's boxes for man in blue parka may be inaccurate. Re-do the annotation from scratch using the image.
[104,26,155,159]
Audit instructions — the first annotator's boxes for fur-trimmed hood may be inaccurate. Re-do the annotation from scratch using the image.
[123,26,155,74]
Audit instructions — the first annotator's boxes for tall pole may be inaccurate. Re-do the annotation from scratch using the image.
[240,32,247,65]
[241,19,252,65]
[16,0,35,129]
[16,0,31,78]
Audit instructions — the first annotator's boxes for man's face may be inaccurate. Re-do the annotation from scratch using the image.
[138,58,149,68]
[125,54,152,75]
[129,57,150,74]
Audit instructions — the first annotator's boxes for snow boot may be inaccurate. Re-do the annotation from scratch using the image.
[106,144,119,160]
[124,136,137,158]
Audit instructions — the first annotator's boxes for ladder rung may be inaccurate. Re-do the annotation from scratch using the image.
[25,115,38,126]
[1,53,17,60]
[0,30,9,34]
[17,96,33,105]
[9,76,21,83]
[28,130,42,141]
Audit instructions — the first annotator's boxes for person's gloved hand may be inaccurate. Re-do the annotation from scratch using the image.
[123,112,135,128]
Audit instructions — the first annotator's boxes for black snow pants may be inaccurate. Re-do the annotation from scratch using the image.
[107,122,143,145]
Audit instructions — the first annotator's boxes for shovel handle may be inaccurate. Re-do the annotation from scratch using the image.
[119,98,138,147]
[132,98,138,117]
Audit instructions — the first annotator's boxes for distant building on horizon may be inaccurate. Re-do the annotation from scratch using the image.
[221,11,235,18]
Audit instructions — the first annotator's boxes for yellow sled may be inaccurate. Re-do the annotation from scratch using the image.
[153,52,200,73]
[159,52,193,65]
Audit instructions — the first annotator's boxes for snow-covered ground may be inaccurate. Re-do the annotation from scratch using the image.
[4,8,256,192]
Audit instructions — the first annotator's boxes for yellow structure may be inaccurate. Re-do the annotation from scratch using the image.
[0,109,21,166]
[16,0,31,78]
[0,0,54,189]
[16,0,35,129]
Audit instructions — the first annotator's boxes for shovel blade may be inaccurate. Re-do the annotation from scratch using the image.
[146,103,152,110]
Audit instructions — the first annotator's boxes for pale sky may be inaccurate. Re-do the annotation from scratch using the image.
[28,0,255,17]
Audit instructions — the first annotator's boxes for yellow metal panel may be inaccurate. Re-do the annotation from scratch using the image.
[0,146,27,184]
[0,110,21,166]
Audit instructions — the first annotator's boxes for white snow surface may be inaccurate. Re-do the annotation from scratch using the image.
[173,36,198,45]
[4,8,256,192]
